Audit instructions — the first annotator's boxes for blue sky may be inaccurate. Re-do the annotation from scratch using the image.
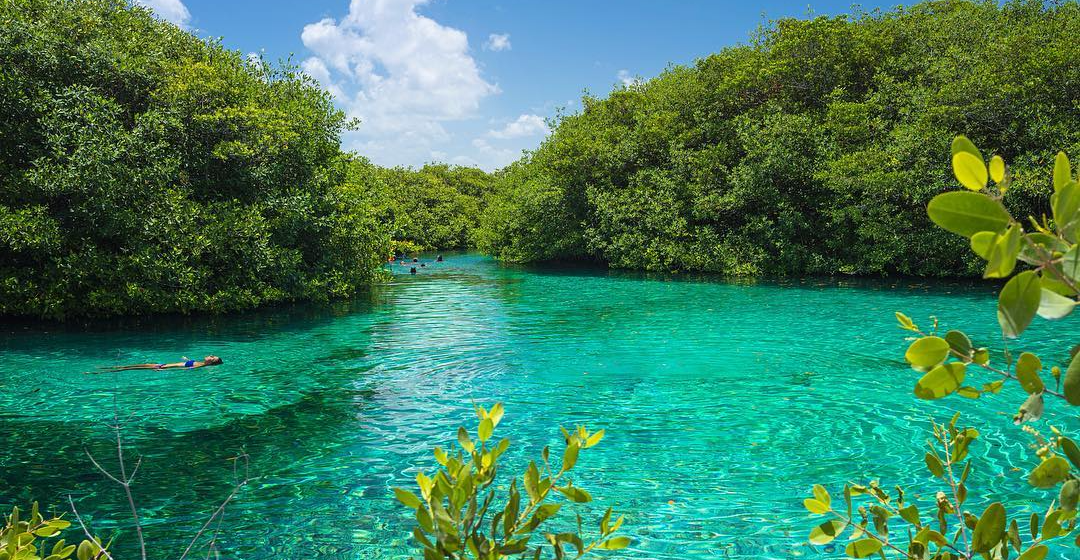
[137,0,907,170]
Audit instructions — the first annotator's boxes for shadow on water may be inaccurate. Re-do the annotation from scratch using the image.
[503,256,1001,297]
[0,288,388,348]
[0,384,380,559]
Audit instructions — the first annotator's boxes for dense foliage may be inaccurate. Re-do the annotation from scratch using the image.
[346,160,497,254]
[0,0,389,319]
[478,0,1080,276]
[804,137,1080,558]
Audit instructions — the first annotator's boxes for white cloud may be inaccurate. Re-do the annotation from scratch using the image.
[134,0,191,28]
[463,113,550,169]
[484,33,511,52]
[486,114,548,140]
[617,69,637,87]
[300,0,498,167]
[471,138,518,168]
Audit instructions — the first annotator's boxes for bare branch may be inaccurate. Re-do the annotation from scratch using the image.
[109,398,148,560]
[178,453,251,560]
[84,448,124,486]
[67,495,116,560]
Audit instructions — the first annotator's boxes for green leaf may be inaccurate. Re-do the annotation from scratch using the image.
[953,152,988,191]
[951,135,982,159]
[803,498,829,514]
[984,223,1022,278]
[598,537,631,550]
[1015,352,1044,394]
[970,231,996,259]
[1042,510,1062,539]
[957,386,981,399]
[523,461,541,502]
[812,484,830,507]
[914,363,966,400]
[1018,544,1049,560]
[1054,151,1072,192]
[927,191,1012,237]
[895,311,917,331]
[1052,182,1080,242]
[394,488,422,510]
[997,271,1041,338]
[478,418,494,442]
[584,429,605,448]
[924,452,944,477]
[561,441,580,472]
[1060,437,1080,470]
[844,538,883,558]
[990,155,1006,183]
[972,502,1006,553]
[1037,288,1075,320]
[457,426,474,453]
[945,330,973,359]
[489,402,505,427]
[899,504,920,526]
[1028,456,1070,488]
[556,485,592,503]
[1059,479,1079,512]
[809,519,846,545]
[905,336,950,370]
[1064,350,1080,405]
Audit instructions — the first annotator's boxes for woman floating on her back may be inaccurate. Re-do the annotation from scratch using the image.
[100,355,223,371]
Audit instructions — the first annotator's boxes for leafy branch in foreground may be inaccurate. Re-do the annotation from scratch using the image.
[394,403,630,559]
[807,137,1080,559]
[1,502,107,560]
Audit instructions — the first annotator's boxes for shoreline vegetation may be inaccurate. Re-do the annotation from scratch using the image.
[477,0,1080,277]
[0,0,496,320]
[3,1,1078,320]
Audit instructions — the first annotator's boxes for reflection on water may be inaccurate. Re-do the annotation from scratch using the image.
[0,253,1075,559]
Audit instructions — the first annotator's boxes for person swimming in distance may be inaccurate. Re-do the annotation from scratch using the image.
[436,255,443,262]
[100,356,223,371]
[412,258,418,263]
[410,267,417,274]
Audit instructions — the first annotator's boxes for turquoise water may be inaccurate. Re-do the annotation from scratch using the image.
[1,254,1076,559]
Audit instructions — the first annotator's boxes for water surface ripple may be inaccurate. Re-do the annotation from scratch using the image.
[1,254,1075,559]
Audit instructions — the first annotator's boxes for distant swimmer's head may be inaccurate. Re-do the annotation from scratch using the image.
[204,356,223,365]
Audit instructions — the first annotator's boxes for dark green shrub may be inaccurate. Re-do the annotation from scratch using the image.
[0,0,389,318]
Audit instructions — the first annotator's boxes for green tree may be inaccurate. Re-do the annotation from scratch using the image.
[346,160,497,253]
[478,1,1080,278]
[0,0,389,319]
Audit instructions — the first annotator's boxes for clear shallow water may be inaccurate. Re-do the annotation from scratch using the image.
[1,253,1077,559]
